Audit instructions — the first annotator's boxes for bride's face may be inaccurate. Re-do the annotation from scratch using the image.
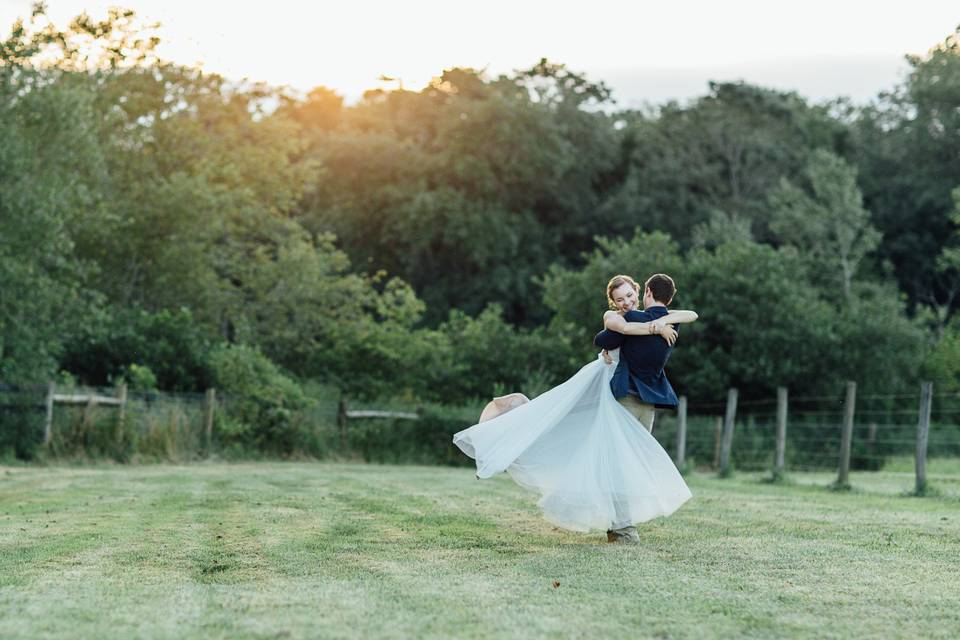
[610,283,639,313]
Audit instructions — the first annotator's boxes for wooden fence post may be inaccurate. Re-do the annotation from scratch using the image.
[774,387,788,476]
[836,381,856,489]
[915,381,933,495]
[337,397,348,441]
[719,388,738,476]
[44,382,55,445]
[81,394,97,448]
[675,396,687,467]
[115,383,128,446]
[713,417,722,468]
[204,388,216,453]
[116,383,128,428]
[82,395,97,426]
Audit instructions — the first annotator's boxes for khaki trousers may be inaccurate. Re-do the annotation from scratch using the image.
[610,395,657,532]
[617,395,655,433]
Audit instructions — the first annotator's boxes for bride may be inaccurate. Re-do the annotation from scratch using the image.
[452,275,696,537]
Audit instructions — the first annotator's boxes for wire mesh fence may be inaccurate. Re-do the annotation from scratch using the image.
[0,383,220,461]
[0,381,359,461]
[651,384,960,497]
[4,379,960,497]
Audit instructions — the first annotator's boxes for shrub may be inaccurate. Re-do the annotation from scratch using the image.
[0,386,44,461]
[342,402,482,466]
[208,344,316,455]
[59,306,215,391]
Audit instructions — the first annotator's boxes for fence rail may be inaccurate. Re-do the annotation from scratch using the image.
[1,381,221,461]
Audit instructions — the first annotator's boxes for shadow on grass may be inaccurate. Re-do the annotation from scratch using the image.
[902,483,943,498]
[827,481,852,492]
[757,469,795,485]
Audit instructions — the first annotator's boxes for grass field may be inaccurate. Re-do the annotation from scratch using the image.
[1,462,959,639]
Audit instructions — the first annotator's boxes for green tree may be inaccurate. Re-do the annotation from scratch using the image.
[0,64,103,382]
[435,305,578,402]
[768,150,881,303]
[600,82,849,245]
[853,25,960,319]
[81,66,318,337]
[924,187,960,332]
[922,320,960,391]
[59,307,215,391]
[294,64,621,325]
[540,231,922,402]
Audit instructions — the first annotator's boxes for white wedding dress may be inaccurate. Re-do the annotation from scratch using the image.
[453,348,692,532]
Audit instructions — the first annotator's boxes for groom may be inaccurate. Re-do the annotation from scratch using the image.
[594,273,681,543]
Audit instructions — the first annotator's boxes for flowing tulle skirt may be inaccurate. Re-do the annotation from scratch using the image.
[453,351,692,532]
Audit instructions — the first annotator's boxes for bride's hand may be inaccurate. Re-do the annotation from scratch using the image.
[656,323,678,346]
[601,349,613,364]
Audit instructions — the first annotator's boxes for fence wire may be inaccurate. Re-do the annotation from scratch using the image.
[1,384,219,461]
[656,387,960,497]
[4,381,960,496]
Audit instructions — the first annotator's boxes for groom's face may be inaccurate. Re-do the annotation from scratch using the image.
[610,283,639,313]
[643,287,656,309]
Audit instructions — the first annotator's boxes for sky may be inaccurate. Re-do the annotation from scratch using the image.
[1,0,957,106]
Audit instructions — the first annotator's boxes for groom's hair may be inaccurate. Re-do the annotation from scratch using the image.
[645,274,676,305]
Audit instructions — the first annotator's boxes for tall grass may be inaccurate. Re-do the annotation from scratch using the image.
[44,389,209,462]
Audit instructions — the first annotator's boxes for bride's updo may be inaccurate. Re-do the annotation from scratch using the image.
[606,274,640,310]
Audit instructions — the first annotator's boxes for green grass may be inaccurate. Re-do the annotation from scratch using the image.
[1,463,958,639]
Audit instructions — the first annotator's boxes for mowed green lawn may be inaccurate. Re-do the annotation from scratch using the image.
[1,462,958,639]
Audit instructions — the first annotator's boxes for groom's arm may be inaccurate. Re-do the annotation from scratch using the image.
[594,328,624,350]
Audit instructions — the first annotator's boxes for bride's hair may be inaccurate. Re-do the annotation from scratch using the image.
[606,275,640,310]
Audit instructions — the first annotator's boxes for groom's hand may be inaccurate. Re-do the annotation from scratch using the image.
[602,349,613,364]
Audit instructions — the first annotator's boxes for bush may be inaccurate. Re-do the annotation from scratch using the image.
[123,363,158,391]
[432,305,580,404]
[59,306,215,391]
[342,403,482,465]
[208,344,316,456]
[0,386,44,461]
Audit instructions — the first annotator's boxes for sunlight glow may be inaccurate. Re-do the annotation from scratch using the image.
[2,0,958,103]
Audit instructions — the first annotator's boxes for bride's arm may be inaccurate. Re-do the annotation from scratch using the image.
[622,310,698,335]
[604,310,698,335]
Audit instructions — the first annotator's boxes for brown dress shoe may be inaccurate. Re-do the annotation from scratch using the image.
[606,526,640,543]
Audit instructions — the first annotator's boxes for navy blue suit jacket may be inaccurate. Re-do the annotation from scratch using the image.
[593,306,679,408]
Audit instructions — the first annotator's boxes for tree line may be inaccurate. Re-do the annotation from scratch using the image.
[3,5,960,457]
